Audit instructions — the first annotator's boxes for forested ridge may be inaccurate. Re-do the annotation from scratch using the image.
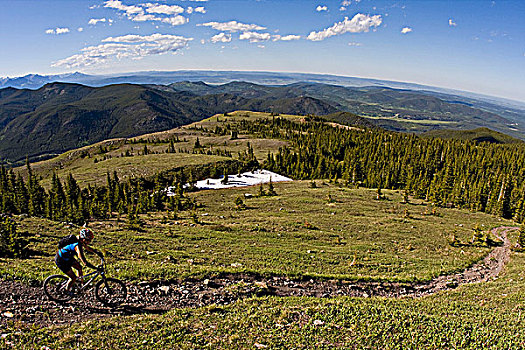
[0,115,524,240]
[218,117,525,222]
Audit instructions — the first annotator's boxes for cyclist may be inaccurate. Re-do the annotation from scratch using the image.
[54,228,102,292]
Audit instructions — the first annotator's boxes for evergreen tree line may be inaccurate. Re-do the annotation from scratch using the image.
[214,117,525,222]
[0,145,260,228]
[0,162,190,226]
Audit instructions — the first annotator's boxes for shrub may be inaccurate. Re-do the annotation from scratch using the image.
[235,196,246,210]
[0,216,27,258]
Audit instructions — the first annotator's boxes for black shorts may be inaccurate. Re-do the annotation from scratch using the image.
[54,255,77,274]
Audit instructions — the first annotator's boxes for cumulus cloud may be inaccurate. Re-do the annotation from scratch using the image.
[279,34,301,41]
[78,27,84,32]
[88,18,107,25]
[131,13,158,21]
[103,1,189,26]
[239,31,271,43]
[45,27,70,35]
[348,41,362,46]
[211,32,232,43]
[161,15,188,26]
[198,21,266,32]
[194,7,206,13]
[401,26,412,34]
[307,13,382,41]
[104,0,142,15]
[316,5,328,12]
[144,3,184,15]
[52,33,192,68]
[449,18,457,26]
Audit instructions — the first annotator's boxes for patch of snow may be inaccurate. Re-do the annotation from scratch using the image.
[167,169,292,194]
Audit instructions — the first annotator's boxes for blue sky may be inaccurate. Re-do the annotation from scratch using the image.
[0,0,523,101]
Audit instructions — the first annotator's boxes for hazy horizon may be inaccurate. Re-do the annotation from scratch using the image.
[1,0,523,101]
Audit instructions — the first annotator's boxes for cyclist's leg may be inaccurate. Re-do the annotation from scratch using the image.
[71,259,83,280]
[64,268,77,291]
[55,255,76,290]
[71,259,82,275]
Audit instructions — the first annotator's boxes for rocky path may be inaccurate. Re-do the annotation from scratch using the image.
[0,226,518,327]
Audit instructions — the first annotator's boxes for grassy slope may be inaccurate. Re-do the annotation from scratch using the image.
[3,111,523,348]
[1,181,509,283]
[1,182,522,349]
[15,111,290,187]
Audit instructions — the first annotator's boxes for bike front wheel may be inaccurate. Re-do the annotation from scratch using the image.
[43,274,74,303]
[95,278,127,307]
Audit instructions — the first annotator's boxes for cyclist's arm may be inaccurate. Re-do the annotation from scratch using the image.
[75,245,98,270]
[83,244,103,256]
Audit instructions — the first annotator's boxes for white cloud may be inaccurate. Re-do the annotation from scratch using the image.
[279,34,301,41]
[161,15,188,26]
[78,27,84,32]
[104,0,143,15]
[316,5,328,12]
[104,1,197,26]
[239,31,271,43]
[198,21,266,32]
[401,26,412,34]
[348,41,362,46]
[45,27,70,35]
[211,32,232,43]
[340,6,347,11]
[56,27,70,34]
[307,13,382,41]
[52,33,192,68]
[131,13,158,21]
[341,0,352,5]
[143,3,184,15]
[449,19,457,26]
[194,7,206,13]
[88,18,107,25]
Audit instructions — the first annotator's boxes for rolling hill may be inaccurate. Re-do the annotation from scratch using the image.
[159,81,524,137]
[421,127,524,144]
[0,83,334,164]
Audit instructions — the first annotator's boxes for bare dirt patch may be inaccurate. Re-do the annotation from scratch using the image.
[0,227,517,327]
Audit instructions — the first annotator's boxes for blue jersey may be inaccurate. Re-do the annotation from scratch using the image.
[57,242,79,261]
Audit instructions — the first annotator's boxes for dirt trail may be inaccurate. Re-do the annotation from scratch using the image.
[0,226,518,327]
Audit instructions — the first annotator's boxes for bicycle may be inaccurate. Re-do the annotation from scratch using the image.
[43,253,127,307]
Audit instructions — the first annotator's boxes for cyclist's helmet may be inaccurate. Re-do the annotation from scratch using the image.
[79,228,94,242]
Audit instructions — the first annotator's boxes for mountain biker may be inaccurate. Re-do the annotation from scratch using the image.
[54,228,102,292]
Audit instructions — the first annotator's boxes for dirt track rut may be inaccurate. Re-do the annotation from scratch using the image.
[0,226,518,326]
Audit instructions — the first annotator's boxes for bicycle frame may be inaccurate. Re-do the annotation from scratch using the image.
[75,270,101,293]
[74,255,107,294]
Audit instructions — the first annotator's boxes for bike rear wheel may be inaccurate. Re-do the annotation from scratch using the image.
[43,274,74,303]
[95,278,127,307]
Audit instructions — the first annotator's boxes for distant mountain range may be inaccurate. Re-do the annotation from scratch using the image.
[0,82,336,163]
[1,72,524,164]
[2,70,524,110]
[157,81,523,137]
